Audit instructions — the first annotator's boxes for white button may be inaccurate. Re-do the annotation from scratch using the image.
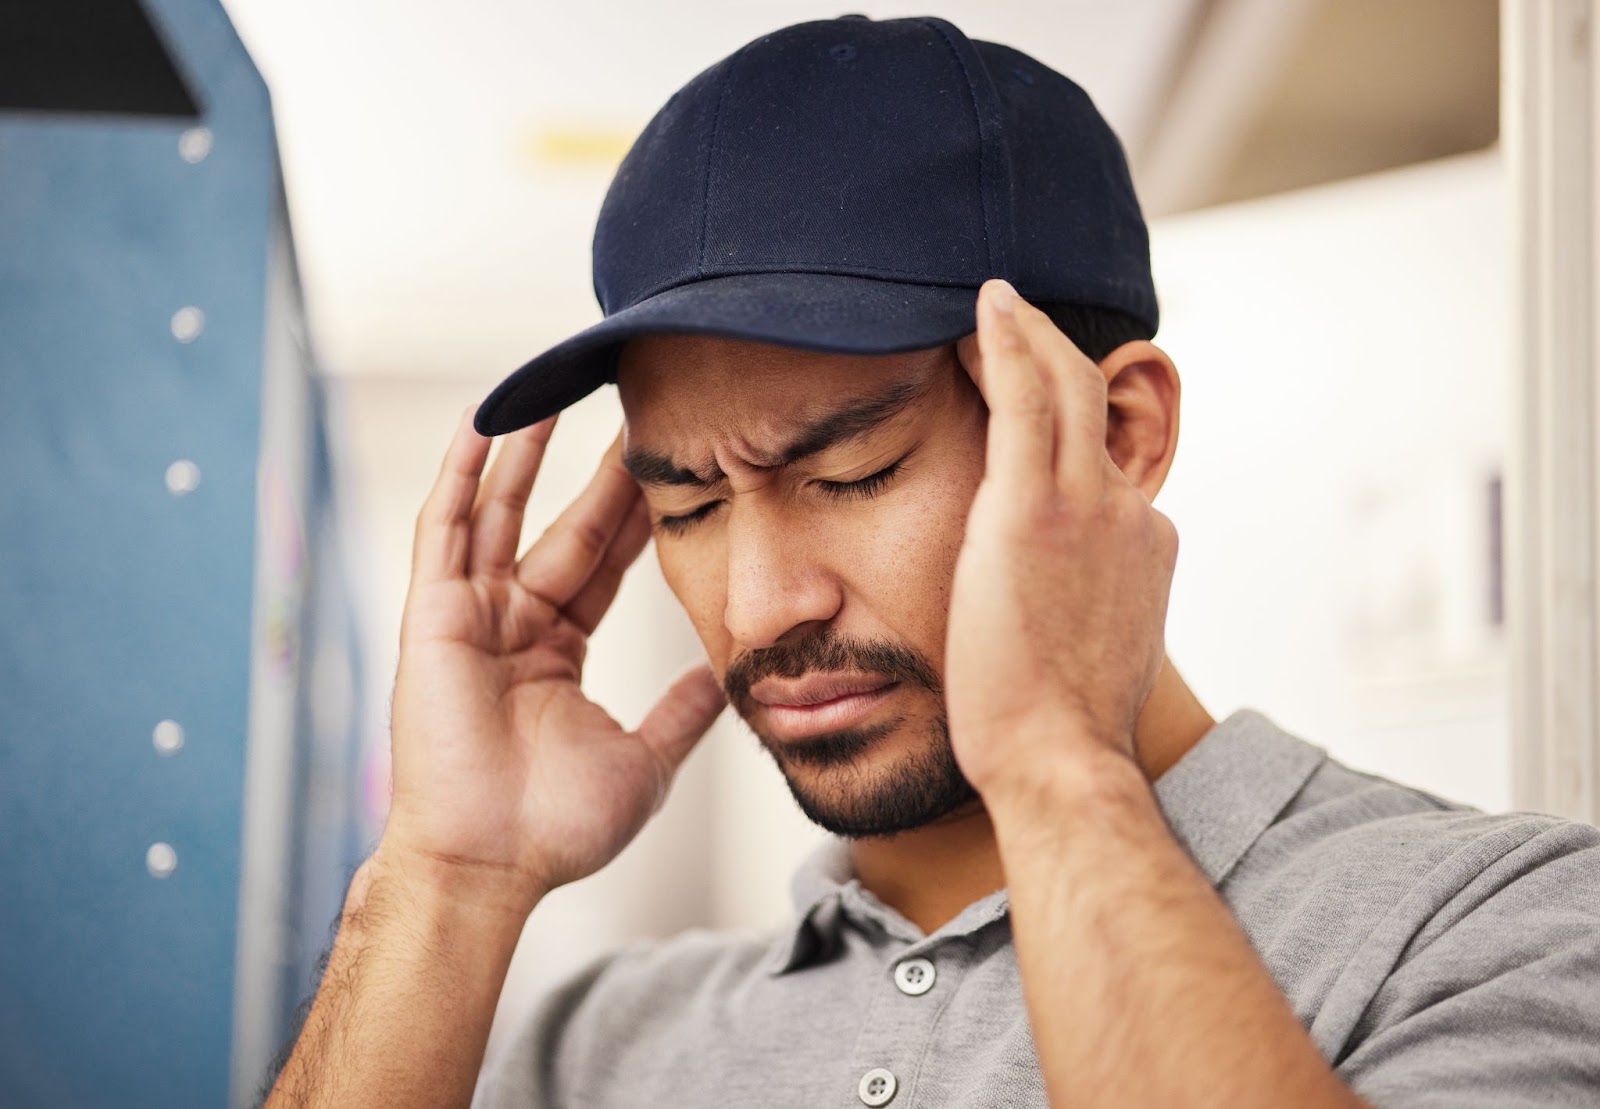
[152,719,185,755]
[178,127,213,163]
[170,306,205,343]
[146,842,178,878]
[857,1067,897,1106]
[165,459,201,495]
[893,956,936,996]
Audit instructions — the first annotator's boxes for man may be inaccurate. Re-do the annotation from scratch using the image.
[266,15,1600,1109]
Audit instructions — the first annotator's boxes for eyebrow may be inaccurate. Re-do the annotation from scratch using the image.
[623,377,930,489]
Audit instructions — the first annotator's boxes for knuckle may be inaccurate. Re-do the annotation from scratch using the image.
[1102,494,1133,526]
[1016,488,1068,532]
[1105,485,1146,523]
[417,492,458,530]
[413,503,436,534]
[1006,386,1053,423]
[489,486,530,515]
[570,518,611,558]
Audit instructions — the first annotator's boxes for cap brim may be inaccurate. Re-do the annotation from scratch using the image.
[473,272,981,436]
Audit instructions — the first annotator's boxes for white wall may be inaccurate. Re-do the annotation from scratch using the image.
[1151,148,1511,812]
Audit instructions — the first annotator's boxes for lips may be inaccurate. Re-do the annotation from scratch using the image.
[747,672,902,742]
[750,672,895,708]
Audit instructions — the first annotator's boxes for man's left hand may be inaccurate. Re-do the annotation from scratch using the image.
[946,278,1179,802]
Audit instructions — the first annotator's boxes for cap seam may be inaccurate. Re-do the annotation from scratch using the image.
[696,45,746,278]
[915,17,1000,276]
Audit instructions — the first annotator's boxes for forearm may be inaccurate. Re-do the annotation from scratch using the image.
[264,845,536,1109]
[990,746,1368,1109]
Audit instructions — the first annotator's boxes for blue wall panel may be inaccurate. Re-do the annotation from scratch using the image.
[0,2,358,1105]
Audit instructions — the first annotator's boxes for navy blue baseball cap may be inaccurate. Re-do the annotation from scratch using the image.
[474,14,1157,436]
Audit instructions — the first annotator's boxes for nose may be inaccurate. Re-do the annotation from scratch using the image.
[723,505,842,650]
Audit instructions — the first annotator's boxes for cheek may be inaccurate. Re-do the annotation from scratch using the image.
[656,538,734,665]
[837,467,982,655]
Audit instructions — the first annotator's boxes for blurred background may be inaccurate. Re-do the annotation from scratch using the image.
[4,0,1581,1106]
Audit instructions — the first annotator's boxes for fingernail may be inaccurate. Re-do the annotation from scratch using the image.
[991,280,1017,316]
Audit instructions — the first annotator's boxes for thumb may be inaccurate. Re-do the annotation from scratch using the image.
[636,663,727,781]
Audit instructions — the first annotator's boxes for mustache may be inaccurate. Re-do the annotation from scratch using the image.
[723,631,943,713]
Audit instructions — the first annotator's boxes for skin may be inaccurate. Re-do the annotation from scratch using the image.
[263,280,1369,1109]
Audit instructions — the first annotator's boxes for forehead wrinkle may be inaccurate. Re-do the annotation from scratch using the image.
[625,360,941,487]
[760,376,932,468]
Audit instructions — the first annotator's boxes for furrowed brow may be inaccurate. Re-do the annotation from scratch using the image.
[622,449,724,489]
[623,376,932,488]
[771,377,929,466]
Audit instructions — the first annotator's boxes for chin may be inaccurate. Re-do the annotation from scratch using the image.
[762,717,978,839]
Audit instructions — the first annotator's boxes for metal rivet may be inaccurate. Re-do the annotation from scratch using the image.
[178,127,212,164]
[146,842,178,878]
[170,306,204,343]
[152,719,185,755]
[165,459,201,496]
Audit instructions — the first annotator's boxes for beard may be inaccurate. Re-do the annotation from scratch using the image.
[723,630,979,839]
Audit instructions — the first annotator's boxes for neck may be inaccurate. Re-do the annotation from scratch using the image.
[849,654,1215,935]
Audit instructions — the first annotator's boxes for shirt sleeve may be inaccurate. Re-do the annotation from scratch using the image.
[1334,819,1600,1108]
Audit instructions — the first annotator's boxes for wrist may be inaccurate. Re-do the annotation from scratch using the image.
[364,837,547,930]
[985,742,1156,855]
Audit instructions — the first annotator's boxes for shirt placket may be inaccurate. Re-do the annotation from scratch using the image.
[841,932,972,1108]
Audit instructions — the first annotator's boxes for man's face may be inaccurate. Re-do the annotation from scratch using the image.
[616,334,990,839]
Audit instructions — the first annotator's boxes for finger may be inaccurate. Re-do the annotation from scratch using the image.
[467,415,558,577]
[411,405,493,585]
[1011,296,1109,499]
[514,431,639,608]
[635,664,728,787]
[963,279,1056,492]
[562,495,652,636]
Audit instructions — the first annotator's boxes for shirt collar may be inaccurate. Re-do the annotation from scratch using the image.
[763,706,1327,976]
[1151,706,1328,883]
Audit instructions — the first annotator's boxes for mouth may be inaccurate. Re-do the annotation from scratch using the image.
[755,681,901,741]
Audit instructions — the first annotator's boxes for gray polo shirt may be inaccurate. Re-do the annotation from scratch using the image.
[474,708,1600,1108]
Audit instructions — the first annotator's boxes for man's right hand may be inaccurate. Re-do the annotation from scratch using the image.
[381,406,727,916]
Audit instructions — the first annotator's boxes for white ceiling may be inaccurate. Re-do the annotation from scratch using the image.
[221,0,1196,380]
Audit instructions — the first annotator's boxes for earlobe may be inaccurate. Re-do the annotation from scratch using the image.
[1098,341,1181,497]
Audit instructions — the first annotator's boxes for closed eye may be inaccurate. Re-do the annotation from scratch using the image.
[814,457,906,501]
[654,455,910,536]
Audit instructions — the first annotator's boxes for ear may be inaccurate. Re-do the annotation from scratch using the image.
[1098,340,1180,501]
